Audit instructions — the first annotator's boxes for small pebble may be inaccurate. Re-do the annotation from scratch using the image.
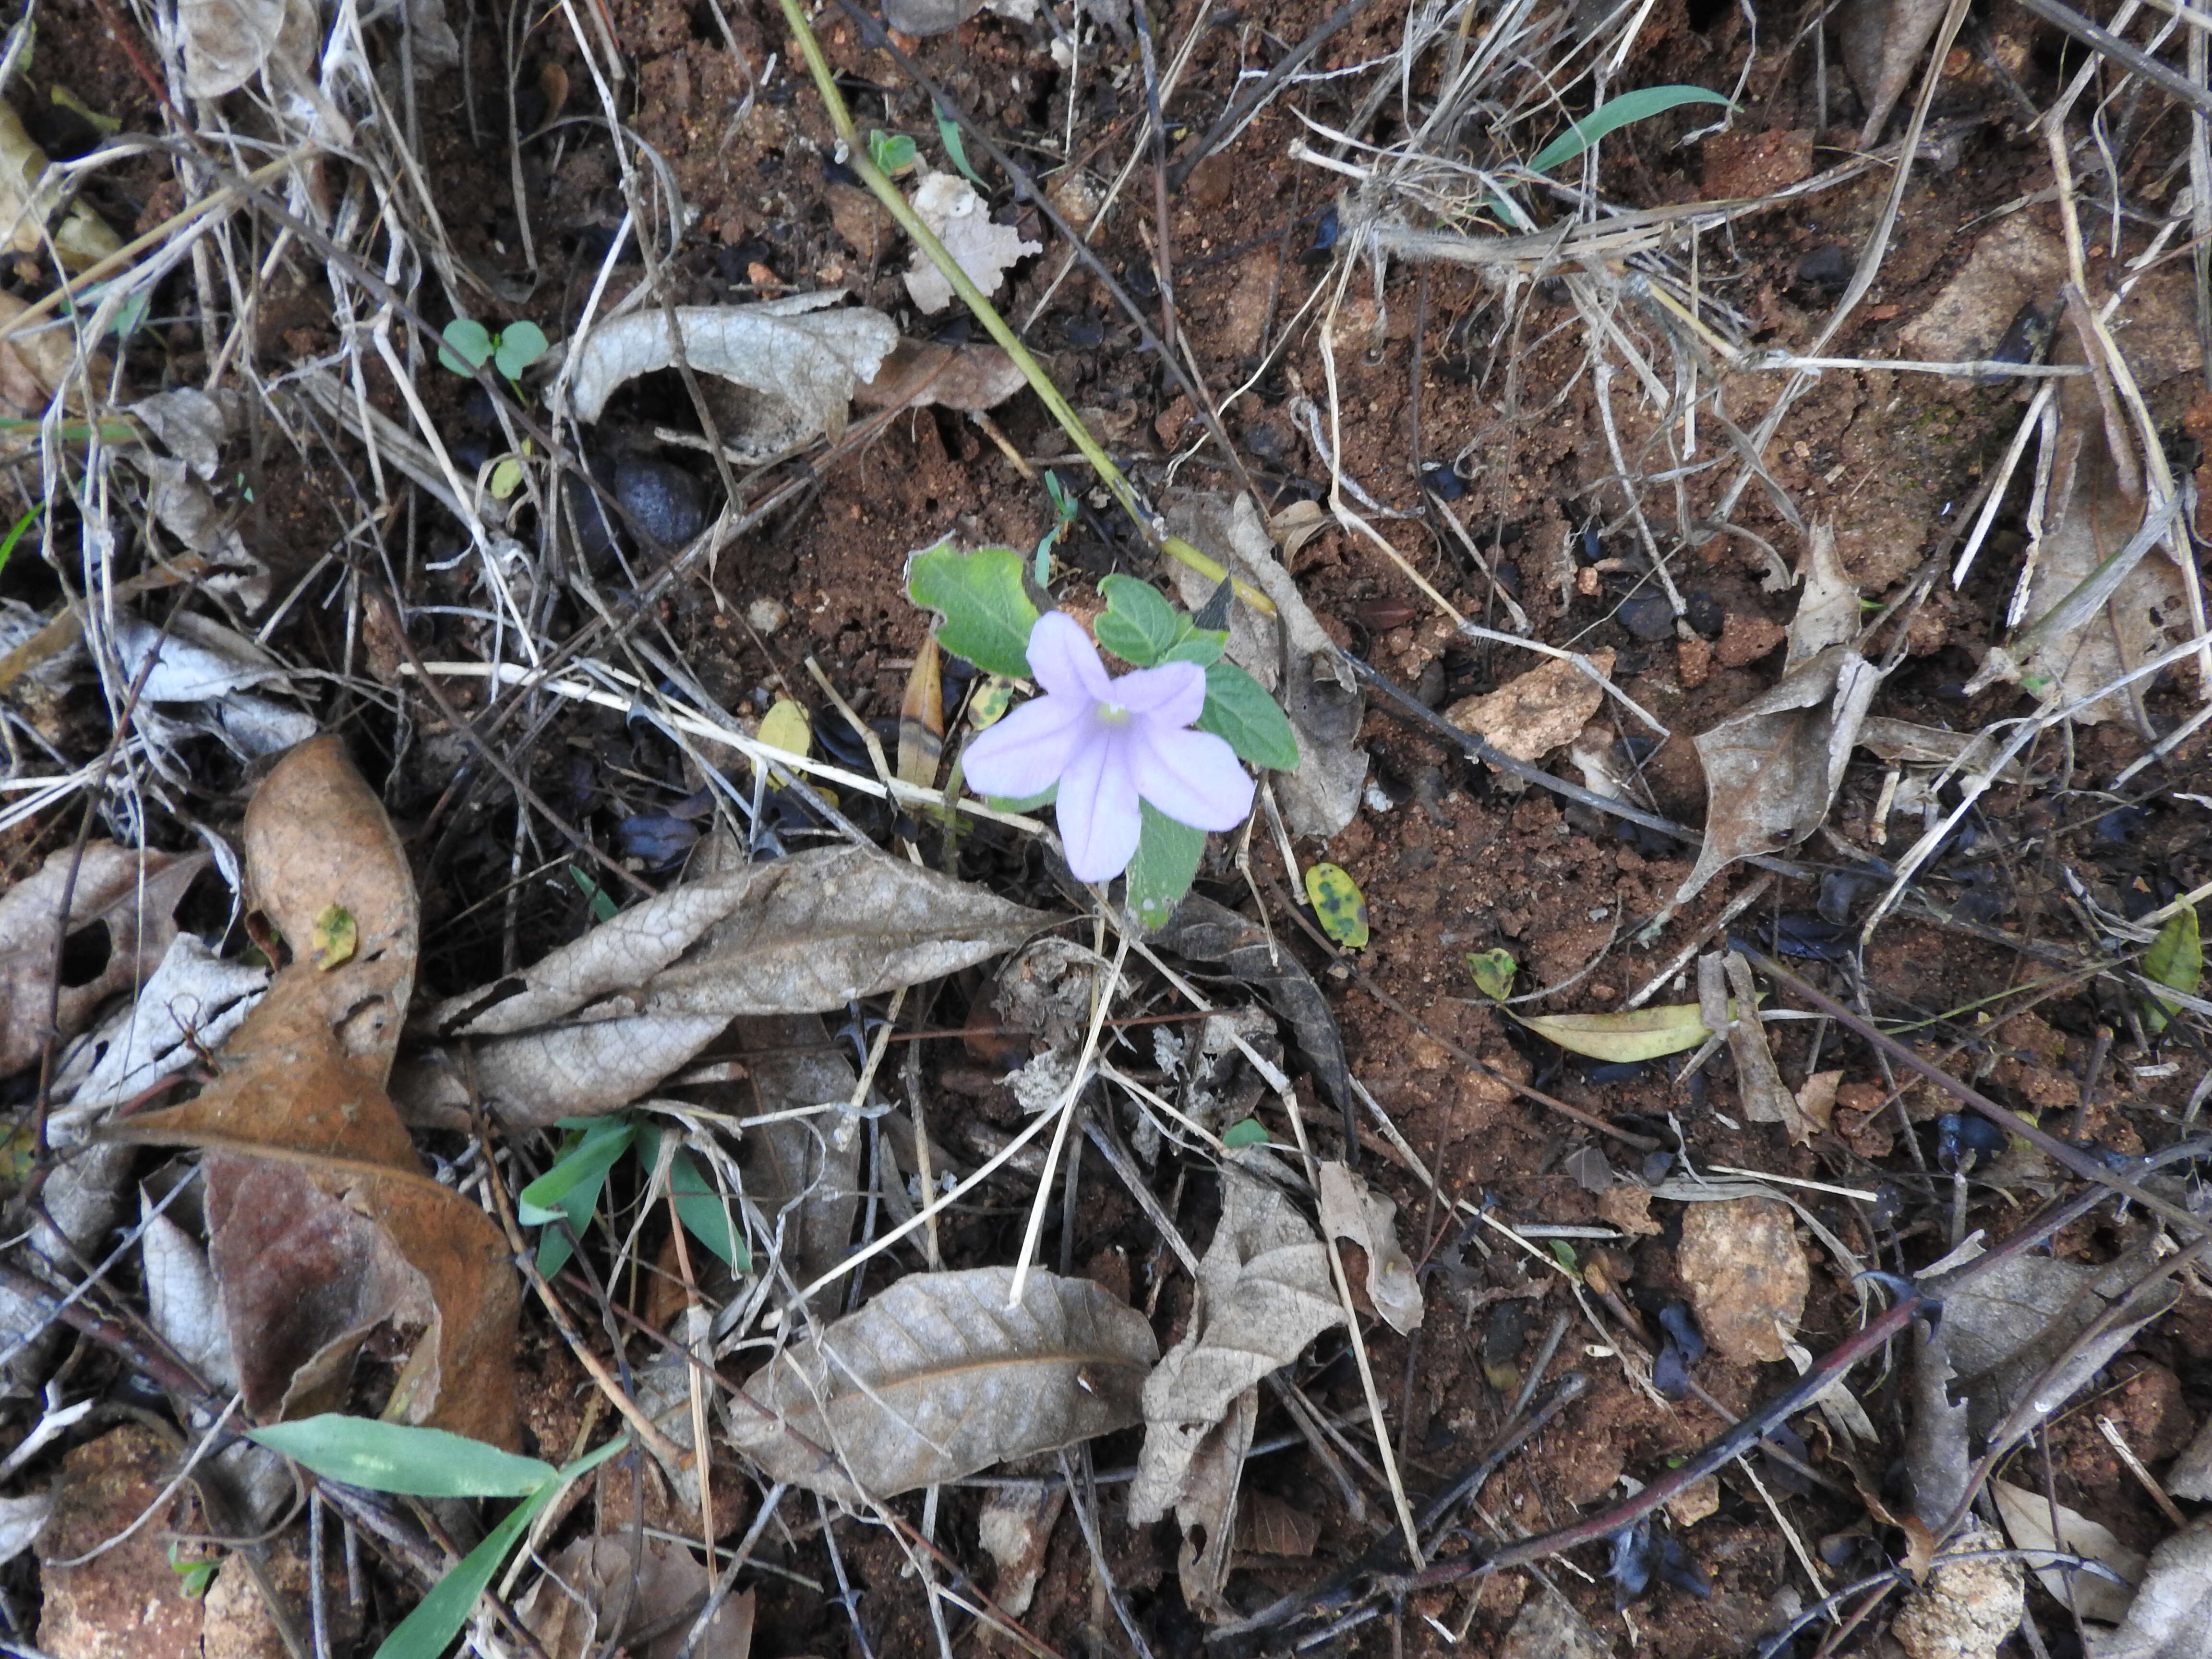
[614,456,706,546]
[746,597,790,635]
[1618,593,1674,640]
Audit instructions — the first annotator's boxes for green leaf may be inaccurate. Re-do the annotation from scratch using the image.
[0,501,44,578]
[1221,1118,1268,1148]
[493,320,549,379]
[1195,662,1300,771]
[1512,999,1752,1064]
[1126,801,1205,929]
[1549,1239,1580,1276]
[984,782,1057,813]
[568,866,618,923]
[1094,575,1183,667]
[1466,949,1517,1001]
[1303,862,1370,949]
[2144,902,2201,1032]
[438,318,493,375]
[867,129,918,175]
[247,1417,556,1497]
[488,457,523,499]
[669,1147,748,1270]
[1161,625,1227,666]
[1527,86,1735,174]
[935,103,983,185]
[519,1119,635,1278]
[1043,470,1079,524]
[371,1437,629,1659]
[907,543,1041,680]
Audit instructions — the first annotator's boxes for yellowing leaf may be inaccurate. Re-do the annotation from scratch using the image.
[2144,902,2201,1033]
[1513,999,1754,1064]
[1467,948,1516,1001]
[311,903,357,970]
[1303,862,1369,949]
[755,697,811,790]
[969,676,1015,731]
[488,457,523,499]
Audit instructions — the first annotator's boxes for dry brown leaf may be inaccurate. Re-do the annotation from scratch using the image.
[418,847,1046,1128]
[106,740,520,1447]
[1991,1479,2142,1623]
[519,1536,753,1659]
[1701,951,1803,1142]
[0,100,122,269]
[727,1267,1156,1502]
[1855,717,2034,782]
[1444,649,1614,765]
[0,292,112,445]
[1130,1166,1343,1523]
[567,297,897,452]
[855,339,1027,413]
[1675,525,1880,907]
[1676,1197,1807,1363]
[2091,1520,2212,1659]
[727,1014,863,1291]
[1238,1491,1320,1557]
[1839,0,1952,146]
[1161,493,1366,837]
[1796,1068,1843,1133]
[1174,1388,1256,1622]
[902,174,1041,314]
[1316,1161,1424,1334]
[0,840,209,1076]
[977,1481,1065,1618]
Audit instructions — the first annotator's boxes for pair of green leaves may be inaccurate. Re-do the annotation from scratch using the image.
[438,317,550,381]
[517,1117,746,1280]
[249,1416,630,1659]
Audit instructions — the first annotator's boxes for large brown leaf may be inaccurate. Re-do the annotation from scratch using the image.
[726,1267,1157,1502]
[107,739,520,1446]
[0,841,208,1075]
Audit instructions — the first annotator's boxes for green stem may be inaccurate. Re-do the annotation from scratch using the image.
[776,0,1274,617]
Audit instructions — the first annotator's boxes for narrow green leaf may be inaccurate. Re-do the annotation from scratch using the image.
[1527,86,1734,174]
[438,318,493,375]
[0,502,44,578]
[2143,902,2201,1032]
[247,1417,555,1498]
[1513,998,1752,1064]
[493,320,549,378]
[906,543,1041,679]
[669,1147,748,1270]
[1094,575,1182,667]
[567,866,618,922]
[1126,802,1205,929]
[520,1120,635,1277]
[935,103,983,185]
[1195,662,1300,771]
[1222,1118,1268,1148]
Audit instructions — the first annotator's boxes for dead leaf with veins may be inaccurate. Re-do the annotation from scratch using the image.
[0,840,209,1077]
[1316,1161,1424,1334]
[566,296,897,453]
[855,339,1028,413]
[1130,1166,1344,1524]
[726,1267,1156,1502]
[106,738,521,1447]
[1992,1479,2142,1623]
[1174,1388,1257,1621]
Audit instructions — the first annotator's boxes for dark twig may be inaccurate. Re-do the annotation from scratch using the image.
[2008,0,2212,120]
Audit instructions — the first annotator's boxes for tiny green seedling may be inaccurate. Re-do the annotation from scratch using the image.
[517,1115,747,1280]
[438,317,550,382]
[867,129,918,176]
[935,102,982,185]
[0,500,45,579]
[168,1542,218,1599]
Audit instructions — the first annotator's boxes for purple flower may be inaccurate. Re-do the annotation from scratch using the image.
[964,612,1255,882]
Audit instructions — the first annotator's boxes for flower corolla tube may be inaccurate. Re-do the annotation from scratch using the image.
[962,611,1255,882]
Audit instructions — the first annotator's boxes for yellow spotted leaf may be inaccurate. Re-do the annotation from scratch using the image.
[310,903,357,971]
[1513,999,1753,1065]
[968,676,1015,732]
[1466,949,1516,1001]
[1304,862,1370,949]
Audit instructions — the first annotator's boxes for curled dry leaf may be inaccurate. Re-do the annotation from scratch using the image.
[1675,525,1881,907]
[726,1267,1156,1502]
[1316,1161,1423,1335]
[1174,1388,1257,1622]
[1162,493,1366,837]
[0,100,122,269]
[1838,0,1952,144]
[727,1014,864,1293]
[1675,1196,1808,1364]
[416,846,1047,1127]
[1444,649,1615,765]
[855,338,1028,414]
[903,173,1041,315]
[1935,1240,2177,1448]
[1130,1166,1344,1524]
[519,1536,754,1659]
[1700,951,1803,1142]
[566,296,896,455]
[2091,1520,2212,1659]
[0,840,209,1076]
[106,739,521,1447]
[0,292,112,445]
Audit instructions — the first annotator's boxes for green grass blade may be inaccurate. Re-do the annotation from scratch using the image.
[1527,85,1733,174]
[248,1418,554,1497]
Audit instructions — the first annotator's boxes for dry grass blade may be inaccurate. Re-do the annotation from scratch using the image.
[727,1267,1157,1502]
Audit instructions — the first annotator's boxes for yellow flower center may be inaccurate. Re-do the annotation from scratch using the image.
[1096,701,1131,727]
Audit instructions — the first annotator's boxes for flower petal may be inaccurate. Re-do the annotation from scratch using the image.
[1109,659,1204,724]
[1130,724,1254,831]
[1025,612,1111,703]
[963,693,1091,800]
[1055,727,1142,882]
